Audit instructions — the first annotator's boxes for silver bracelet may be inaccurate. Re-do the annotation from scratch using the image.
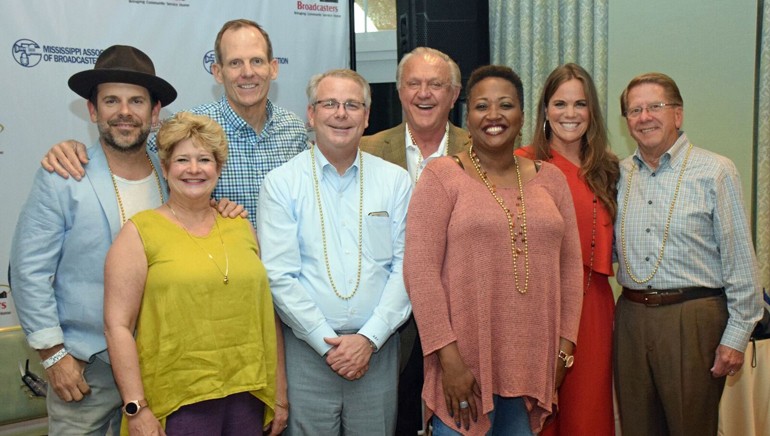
[41,348,68,369]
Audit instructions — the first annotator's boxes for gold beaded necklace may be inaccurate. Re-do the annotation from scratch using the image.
[107,153,164,225]
[167,204,230,285]
[468,144,529,294]
[584,196,597,293]
[620,143,693,284]
[310,145,363,300]
[408,123,449,181]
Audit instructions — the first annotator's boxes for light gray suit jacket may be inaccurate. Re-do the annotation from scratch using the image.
[10,144,167,361]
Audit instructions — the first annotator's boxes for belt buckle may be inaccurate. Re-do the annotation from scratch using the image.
[643,291,661,307]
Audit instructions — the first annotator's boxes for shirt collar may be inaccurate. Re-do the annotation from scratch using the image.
[218,95,275,136]
[312,144,361,180]
[632,131,688,171]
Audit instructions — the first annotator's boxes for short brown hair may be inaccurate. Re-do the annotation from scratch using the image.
[214,19,273,64]
[620,72,683,116]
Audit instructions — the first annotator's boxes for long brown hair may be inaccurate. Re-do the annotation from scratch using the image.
[530,63,619,219]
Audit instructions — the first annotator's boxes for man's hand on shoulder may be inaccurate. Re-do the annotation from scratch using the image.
[211,198,248,219]
[41,140,89,180]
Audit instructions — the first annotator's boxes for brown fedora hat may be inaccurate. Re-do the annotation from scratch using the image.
[68,45,177,106]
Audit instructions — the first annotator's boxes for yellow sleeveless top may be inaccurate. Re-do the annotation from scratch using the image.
[127,210,277,432]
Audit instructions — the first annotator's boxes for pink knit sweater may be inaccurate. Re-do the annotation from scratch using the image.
[404,157,583,435]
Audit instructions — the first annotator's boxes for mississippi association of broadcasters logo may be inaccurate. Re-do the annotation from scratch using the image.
[12,38,102,68]
[203,50,216,74]
[12,39,43,68]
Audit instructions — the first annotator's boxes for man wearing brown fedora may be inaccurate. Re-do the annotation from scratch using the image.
[41,19,308,224]
[10,45,175,435]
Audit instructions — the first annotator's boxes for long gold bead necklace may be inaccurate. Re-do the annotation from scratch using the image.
[620,143,693,284]
[107,153,164,225]
[310,144,363,300]
[468,144,529,294]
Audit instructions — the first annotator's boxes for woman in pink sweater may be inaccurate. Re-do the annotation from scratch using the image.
[404,65,583,435]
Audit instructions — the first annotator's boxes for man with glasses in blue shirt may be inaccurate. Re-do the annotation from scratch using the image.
[613,72,762,436]
[258,69,412,435]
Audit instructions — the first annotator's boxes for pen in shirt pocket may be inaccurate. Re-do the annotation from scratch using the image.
[368,211,389,217]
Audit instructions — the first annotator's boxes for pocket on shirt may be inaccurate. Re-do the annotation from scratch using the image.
[364,215,393,261]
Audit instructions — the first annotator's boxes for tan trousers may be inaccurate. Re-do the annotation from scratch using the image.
[613,294,728,436]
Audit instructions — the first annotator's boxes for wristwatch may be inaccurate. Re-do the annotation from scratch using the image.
[558,350,575,368]
[123,399,148,416]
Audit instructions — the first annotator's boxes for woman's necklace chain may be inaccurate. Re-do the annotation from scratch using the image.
[167,204,230,285]
[408,123,449,181]
[310,145,363,300]
[107,153,163,225]
[468,144,529,294]
[620,143,693,284]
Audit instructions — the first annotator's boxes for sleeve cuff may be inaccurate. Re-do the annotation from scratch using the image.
[720,323,753,352]
[358,316,392,351]
[304,323,338,356]
[26,326,64,351]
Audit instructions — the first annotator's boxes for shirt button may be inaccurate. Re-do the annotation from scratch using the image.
[646,228,651,233]
[648,200,653,205]
[651,173,656,177]
[645,256,650,261]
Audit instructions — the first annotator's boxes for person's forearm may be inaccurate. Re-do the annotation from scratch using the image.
[105,326,146,402]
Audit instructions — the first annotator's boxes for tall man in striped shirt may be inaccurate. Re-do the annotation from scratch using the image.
[613,72,762,436]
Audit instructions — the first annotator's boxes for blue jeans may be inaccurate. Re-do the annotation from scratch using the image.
[431,396,534,436]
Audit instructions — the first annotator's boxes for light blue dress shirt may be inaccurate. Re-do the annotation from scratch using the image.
[257,147,412,356]
[615,132,762,351]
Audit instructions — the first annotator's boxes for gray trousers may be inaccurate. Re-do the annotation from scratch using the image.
[47,354,122,435]
[283,324,398,436]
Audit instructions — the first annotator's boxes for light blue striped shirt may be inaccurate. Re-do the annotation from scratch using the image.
[257,148,412,356]
[615,132,762,351]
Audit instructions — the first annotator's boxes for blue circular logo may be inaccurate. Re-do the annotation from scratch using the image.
[12,39,42,68]
[202,50,215,75]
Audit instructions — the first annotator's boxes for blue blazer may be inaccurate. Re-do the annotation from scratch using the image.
[10,144,167,360]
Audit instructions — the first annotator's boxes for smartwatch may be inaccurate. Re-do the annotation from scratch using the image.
[558,350,575,368]
[123,399,148,416]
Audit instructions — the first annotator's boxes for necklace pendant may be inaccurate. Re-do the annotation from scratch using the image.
[223,276,229,285]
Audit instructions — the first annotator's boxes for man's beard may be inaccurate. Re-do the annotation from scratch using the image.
[98,116,151,154]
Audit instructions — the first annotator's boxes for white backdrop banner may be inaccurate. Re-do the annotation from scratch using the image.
[0,0,350,327]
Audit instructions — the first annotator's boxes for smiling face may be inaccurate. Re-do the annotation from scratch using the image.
[307,76,370,155]
[162,137,222,201]
[466,77,523,153]
[546,78,589,150]
[88,82,159,154]
[398,53,460,135]
[625,83,683,160]
[211,25,278,120]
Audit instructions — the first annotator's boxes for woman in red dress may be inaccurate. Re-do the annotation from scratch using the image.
[516,63,619,436]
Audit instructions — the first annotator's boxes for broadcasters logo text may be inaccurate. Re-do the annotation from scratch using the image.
[12,39,103,68]
[297,1,339,13]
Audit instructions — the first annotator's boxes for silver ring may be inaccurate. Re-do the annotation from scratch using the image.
[459,400,469,409]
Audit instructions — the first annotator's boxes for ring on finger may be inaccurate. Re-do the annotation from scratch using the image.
[459,400,469,409]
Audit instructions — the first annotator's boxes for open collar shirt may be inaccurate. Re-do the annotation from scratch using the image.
[148,96,308,225]
[615,132,762,351]
[257,147,412,356]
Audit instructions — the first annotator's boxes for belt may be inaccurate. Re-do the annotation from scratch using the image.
[622,287,724,307]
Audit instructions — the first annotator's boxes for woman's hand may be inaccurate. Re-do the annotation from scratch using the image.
[127,408,166,436]
[438,342,480,431]
[264,401,289,435]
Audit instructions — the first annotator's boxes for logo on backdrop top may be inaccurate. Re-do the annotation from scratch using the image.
[12,39,43,68]
[203,50,215,75]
